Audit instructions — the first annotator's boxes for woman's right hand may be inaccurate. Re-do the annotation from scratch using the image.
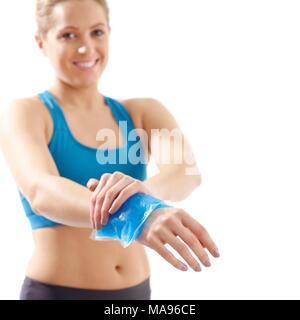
[137,207,220,272]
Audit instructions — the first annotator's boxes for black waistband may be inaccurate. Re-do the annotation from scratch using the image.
[20,276,151,300]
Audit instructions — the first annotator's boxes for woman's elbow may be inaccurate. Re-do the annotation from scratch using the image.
[26,181,46,216]
[194,173,202,187]
[185,170,202,188]
[169,174,202,202]
[188,174,202,195]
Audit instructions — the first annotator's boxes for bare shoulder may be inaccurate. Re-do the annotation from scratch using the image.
[119,97,164,113]
[2,95,46,118]
[0,95,49,138]
[117,97,168,130]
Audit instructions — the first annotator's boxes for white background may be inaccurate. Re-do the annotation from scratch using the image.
[0,0,300,300]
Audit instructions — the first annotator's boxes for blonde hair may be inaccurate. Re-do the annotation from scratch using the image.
[36,0,110,39]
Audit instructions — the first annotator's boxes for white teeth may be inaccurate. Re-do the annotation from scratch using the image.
[75,60,97,68]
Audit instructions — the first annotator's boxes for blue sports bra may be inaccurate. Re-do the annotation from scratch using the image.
[18,90,147,229]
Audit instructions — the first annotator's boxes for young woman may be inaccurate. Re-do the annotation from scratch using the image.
[0,0,220,300]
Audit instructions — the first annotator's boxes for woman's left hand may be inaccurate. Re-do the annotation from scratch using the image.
[86,172,152,230]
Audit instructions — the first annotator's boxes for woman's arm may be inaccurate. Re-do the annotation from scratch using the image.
[0,99,92,228]
[86,98,203,229]
[140,98,202,201]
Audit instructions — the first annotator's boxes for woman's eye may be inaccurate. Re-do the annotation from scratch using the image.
[93,29,104,37]
[61,30,103,40]
[62,32,74,39]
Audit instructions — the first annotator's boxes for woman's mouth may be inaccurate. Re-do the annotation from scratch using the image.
[73,59,99,71]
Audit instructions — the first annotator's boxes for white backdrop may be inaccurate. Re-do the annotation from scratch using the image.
[0,0,299,300]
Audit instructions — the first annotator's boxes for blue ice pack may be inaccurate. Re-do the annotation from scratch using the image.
[90,193,173,248]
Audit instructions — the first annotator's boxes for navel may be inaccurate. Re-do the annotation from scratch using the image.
[115,264,122,272]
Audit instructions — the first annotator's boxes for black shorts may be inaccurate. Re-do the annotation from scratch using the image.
[20,276,151,300]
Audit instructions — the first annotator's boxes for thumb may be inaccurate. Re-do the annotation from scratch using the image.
[86,178,99,191]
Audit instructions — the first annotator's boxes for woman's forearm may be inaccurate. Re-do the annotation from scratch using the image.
[32,175,92,229]
[30,167,200,229]
[143,169,201,202]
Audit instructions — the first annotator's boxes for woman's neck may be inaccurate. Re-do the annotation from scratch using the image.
[49,81,105,111]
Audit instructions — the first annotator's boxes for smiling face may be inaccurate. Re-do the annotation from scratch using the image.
[36,0,110,89]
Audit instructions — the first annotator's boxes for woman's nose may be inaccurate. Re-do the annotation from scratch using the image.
[78,46,87,54]
[77,40,94,55]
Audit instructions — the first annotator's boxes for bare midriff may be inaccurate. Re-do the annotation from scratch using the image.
[26,226,151,289]
[25,96,151,289]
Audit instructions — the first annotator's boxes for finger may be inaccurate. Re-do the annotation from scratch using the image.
[149,236,189,272]
[93,174,111,230]
[93,174,111,197]
[101,177,133,225]
[170,221,211,268]
[180,212,220,258]
[108,180,140,214]
[87,178,99,191]
[160,228,202,272]
[94,173,123,229]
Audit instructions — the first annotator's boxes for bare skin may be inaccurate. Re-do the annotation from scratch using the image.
[0,0,220,290]
[24,95,151,290]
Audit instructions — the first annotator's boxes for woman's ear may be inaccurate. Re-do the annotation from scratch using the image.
[35,33,47,56]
